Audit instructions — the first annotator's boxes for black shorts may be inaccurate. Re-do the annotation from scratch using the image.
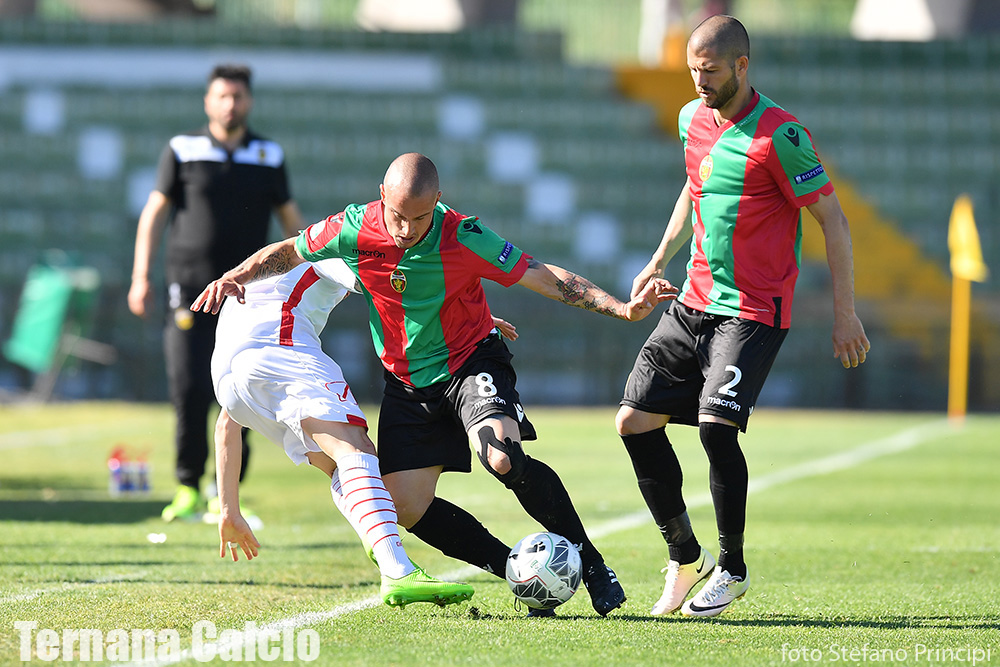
[621,302,787,432]
[376,333,537,475]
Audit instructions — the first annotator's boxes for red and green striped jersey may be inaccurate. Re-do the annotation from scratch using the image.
[678,90,834,329]
[295,200,530,387]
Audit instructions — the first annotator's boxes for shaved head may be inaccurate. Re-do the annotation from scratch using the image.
[383,152,440,199]
[689,14,750,62]
[379,153,442,248]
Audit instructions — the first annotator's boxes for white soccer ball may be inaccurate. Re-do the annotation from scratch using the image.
[505,531,582,609]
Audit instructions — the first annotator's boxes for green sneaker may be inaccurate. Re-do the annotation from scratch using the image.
[380,567,474,608]
[161,485,202,522]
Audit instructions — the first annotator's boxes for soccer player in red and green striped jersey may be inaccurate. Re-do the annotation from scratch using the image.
[193,153,676,617]
[616,15,871,618]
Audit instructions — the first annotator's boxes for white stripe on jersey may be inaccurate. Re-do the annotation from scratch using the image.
[169,135,284,167]
[169,134,227,163]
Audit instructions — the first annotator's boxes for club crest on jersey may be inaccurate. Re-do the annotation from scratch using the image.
[699,154,714,181]
[390,269,407,293]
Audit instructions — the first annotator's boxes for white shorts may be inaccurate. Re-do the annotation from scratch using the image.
[214,344,368,465]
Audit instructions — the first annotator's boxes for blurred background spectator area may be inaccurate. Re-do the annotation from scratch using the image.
[0,0,997,410]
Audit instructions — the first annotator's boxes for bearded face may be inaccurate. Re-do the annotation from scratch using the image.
[204,78,252,134]
[699,64,740,110]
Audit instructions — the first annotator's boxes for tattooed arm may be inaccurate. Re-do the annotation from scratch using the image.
[190,238,304,315]
[516,257,677,322]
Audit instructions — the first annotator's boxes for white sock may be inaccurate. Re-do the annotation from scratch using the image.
[331,452,414,579]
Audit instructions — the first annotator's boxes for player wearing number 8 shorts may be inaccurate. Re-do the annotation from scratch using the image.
[192,152,677,617]
[617,15,870,619]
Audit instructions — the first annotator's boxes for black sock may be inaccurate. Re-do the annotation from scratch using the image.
[699,422,747,577]
[718,533,746,579]
[407,497,509,578]
[507,457,603,569]
[622,429,701,563]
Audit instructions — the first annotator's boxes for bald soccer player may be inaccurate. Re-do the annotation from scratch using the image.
[193,152,677,617]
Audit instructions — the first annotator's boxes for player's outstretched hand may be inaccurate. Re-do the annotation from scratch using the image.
[492,315,518,341]
[219,513,260,562]
[191,277,246,315]
[624,277,677,321]
[630,262,663,300]
[832,313,870,369]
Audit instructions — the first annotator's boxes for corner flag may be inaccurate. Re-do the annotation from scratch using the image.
[948,194,988,282]
[947,194,988,422]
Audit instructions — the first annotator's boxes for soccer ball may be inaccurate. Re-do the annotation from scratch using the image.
[505,532,582,609]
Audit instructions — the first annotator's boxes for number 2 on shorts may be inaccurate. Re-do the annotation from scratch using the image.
[717,365,742,397]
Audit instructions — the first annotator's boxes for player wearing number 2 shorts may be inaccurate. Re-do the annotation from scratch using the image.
[192,153,676,617]
[617,15,870,619]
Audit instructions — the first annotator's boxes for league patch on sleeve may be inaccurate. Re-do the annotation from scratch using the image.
[794,165,825,184]
[497,241,514,265]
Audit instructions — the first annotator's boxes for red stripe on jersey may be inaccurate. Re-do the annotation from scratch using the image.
[279,267,320,346]
[439,209,504,376]
[305,212,344,254]
[733,108,834,327]
[355,201,411,380]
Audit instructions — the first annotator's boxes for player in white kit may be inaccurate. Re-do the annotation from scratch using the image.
[208,257,474,608]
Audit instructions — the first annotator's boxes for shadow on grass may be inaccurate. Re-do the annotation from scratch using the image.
[4,561,184,567]
[1,540,359,553]
[55,576,377,593]
[0,474,98,491]
[0,499,164,523]
[169,578,377,592]
[628,613,998,630]
[471,611,999,629]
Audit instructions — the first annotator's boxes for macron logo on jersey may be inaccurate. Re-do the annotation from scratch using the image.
[351,248,386,259]
[794,165,825,184]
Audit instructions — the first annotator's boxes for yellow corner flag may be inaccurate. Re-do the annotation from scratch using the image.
[948,194,989,282]
[947,194,988,422]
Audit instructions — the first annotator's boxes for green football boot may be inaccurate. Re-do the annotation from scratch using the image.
[380,567,474,608]
[161,485,203,522]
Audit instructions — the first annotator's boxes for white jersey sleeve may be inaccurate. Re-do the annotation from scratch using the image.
[211,259,356,391]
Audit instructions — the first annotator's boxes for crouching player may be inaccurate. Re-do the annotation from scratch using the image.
[202,256,474,608]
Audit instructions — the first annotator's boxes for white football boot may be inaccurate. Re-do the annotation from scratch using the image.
[650,547,715,615]
[681,566,749,617]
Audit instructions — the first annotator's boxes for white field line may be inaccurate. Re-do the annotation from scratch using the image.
[590,418,957,539]
[127,418,954,667]
[0,419,155,450]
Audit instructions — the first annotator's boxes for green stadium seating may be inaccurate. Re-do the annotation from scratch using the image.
[0,21,995,409]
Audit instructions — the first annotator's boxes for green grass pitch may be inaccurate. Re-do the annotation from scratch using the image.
[1,403,997,665]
